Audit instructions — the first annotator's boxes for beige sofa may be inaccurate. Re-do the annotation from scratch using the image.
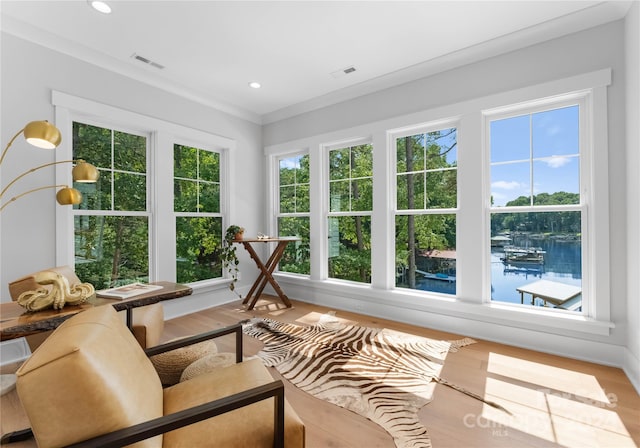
[15,305,305,447]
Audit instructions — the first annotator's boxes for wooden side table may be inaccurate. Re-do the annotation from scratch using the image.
[236,237,300,310]
[0,281,192,341]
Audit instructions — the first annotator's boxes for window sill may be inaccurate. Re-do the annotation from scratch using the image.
[273,274,615,337]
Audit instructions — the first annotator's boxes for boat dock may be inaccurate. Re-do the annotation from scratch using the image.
[516,279,582,310]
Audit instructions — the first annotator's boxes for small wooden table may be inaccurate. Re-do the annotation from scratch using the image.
[236,237,300,310]
[0,281,192,341]
[516,279,582,307]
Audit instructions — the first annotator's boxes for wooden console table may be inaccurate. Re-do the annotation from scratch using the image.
[236,237,300,310]
[0,281,192,341]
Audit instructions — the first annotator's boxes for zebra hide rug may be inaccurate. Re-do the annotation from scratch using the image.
[242,317,488,448]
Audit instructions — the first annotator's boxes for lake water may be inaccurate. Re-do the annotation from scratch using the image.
[410,238,582,308]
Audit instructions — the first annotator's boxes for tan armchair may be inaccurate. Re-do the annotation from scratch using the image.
[8,266,164,348]
[15,304,305,447]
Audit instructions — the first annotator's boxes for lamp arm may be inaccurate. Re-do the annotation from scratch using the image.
[0,184,69,212]
[0,128,26,166]
[0,160,79,199]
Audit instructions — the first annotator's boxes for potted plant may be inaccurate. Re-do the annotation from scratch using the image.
[220,225,244,294]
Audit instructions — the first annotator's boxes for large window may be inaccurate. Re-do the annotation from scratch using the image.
[277,153,311,275]
[174,143,223,283]
[327,142,373,283]
[395,126,457,295]
[488,102,583,312]
[72,121,150,289]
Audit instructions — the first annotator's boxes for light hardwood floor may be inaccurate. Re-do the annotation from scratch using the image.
[2,296,639,447]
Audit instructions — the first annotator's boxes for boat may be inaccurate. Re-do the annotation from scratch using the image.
[491,235,512,247]
[501,246,545,265]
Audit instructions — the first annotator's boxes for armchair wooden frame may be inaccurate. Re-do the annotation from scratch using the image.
[4,323,286,448]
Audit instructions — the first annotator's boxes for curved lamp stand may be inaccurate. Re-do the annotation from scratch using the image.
[0,121,98,212]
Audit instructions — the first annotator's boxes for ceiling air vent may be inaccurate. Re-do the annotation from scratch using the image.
[131,53,165,70]
[330,66,357,79]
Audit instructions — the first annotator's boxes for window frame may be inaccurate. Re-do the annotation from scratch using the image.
[173,137,227,285]
[390,119,460,296]
[274,150,311,277]
[53,91,236,291]
[324,138,374,284]
[483,93,593,316]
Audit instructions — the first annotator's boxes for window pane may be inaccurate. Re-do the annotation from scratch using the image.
[297,184,310,213]
[491,162,530,207]
[74,178,109,210]
[532,106,579,158]
[532,158,580,204]
[425,170,457,208]
[329,144,373,212]
[114,131,146,173]
[329,148,350,180]
[351,178,372,212]
[396,134,425,174]
[490,115,530,163]
[114,172,146,211]
[74,215,149,289]
[395,214,456,295]
[351,144,373,177]
[176,216,222,283]
[328,216,371,284]
[174,145,197,179]
[174,179,197,212]
[73,124,147,212]
[279,154,310,214]
[490,212,581,310]
[173,145,220,214]
[73,122,111,168]
[397,173,424,210]
[329,180,350,212]
[199,151,219,182]
[278,217,310,275]
[280,185,296,213]
[490,106,580,208]
[396,128,457,211]
[200,182,220,213]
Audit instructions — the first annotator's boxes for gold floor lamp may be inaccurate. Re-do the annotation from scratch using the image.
[0,120,99,212]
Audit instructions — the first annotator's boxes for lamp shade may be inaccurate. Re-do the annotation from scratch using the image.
[72,160,100,183]
[56,187,83,205]
[23,121,62,149]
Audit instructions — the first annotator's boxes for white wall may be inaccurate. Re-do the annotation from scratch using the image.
[624,1,640,392]
[0,33,264,310]
[264,20,635,375]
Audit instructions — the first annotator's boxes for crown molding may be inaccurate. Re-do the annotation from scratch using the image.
[0,15,263,125]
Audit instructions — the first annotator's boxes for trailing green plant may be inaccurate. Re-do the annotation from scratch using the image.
[220,225,244,295]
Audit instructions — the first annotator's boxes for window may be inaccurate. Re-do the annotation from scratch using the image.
[277,153,311,275]
[327,142,373,283]
[72,121,150,289]
[174,143,223,283]
[488,102,584,312]
[395,126,458,295]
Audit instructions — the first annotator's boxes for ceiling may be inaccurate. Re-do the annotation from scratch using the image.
[0,1,632,124]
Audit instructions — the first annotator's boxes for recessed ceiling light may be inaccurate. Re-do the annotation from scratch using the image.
[248,82,261,89]
[88,0,111,14]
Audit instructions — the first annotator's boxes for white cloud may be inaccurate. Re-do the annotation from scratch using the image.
[491,180,521,190]
[545,156,571,168]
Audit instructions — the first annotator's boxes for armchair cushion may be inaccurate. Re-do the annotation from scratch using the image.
[164,359,305,448]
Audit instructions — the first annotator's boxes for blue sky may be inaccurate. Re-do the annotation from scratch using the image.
[490,105,580,207]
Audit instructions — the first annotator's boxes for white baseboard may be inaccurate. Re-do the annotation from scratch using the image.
[623,347,640,395]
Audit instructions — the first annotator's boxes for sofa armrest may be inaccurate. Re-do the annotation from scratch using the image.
[65,379,285,448]
[144,323,243,364]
